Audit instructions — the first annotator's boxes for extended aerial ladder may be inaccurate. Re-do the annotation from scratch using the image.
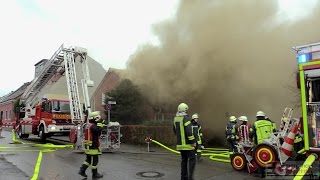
[15,44,120,151]
[20,45,65,112]
[62,46,93,151]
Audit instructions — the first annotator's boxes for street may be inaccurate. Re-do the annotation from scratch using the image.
[0,130,260,180]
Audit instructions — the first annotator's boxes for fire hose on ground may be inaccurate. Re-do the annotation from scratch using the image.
[150,139,231,163]
[7,127,74,179]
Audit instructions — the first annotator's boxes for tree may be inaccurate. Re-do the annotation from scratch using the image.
[14,98,25,119]
[105,79,146,125]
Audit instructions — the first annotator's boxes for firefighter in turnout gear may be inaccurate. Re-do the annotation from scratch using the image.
[249,111,277,145]
[78,111,104,178]
[249,111,277,178]
[225,115,239,152]
[191,113,203,161]
[293,117,305,161]
[173,103,196,180]
[238,116,251,145]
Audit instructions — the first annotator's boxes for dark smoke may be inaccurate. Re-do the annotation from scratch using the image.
[125,0,320,138]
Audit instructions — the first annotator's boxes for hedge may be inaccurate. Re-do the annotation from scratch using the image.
[120,125,226,147]
[120,125,176,146]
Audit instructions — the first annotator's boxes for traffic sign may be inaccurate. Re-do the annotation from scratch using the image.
[108,101,116,105]
[106,104,111,111]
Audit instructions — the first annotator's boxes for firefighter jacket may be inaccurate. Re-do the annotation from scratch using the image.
[249,119,276,145]
[173,113,196,150]
[225,121,239,141]
[238,122,250,143]
[85,121,103,155]
[191,121,203,145]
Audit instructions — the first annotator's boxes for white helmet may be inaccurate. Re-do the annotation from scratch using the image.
[192,113,199,119]
[256,111,266,117]
[178,103,189,112]
[89,111,101,121]
[239,116,248,121]
[229,116,237,122]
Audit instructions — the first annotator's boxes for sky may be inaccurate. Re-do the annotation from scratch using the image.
[0,0,318,97]
[0,0,179,96]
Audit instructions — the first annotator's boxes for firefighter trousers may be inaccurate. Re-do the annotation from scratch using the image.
[227,139,238,152]
[180,150,196,180]
[80,154,99,172]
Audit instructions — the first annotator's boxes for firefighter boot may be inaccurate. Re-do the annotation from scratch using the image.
[92,169,103,178]
[78,164,88,178]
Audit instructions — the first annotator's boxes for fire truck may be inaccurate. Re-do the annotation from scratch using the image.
[4,44,121,152]
[7,45,76,141]
[292,41,320,178]
[230,41,320,178]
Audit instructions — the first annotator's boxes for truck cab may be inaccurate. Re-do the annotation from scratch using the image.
[19,97,74,141]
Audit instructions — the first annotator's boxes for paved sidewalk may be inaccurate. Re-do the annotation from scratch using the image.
[0,130,30,180]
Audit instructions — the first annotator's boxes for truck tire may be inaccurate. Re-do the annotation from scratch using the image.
[18,126,29,139]
[39,126,46,142]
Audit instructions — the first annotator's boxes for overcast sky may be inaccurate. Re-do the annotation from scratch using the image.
[0,0,317,97]
[0,0,178,96]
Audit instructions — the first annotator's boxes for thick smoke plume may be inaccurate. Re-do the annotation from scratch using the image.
[125,0,320,139]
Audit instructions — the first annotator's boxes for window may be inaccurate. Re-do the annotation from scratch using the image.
[8,110,11,120]
[5,111,8,120]
[102,93,106,105]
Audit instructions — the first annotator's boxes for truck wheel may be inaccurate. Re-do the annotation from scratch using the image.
[17,126,23,138]
[39,126,46,142]
[22,134,29,138]
[17,126,29,139]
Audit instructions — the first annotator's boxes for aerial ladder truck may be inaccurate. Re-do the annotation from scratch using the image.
[6,44,121,152]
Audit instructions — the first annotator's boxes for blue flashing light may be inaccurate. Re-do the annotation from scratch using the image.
[298,53,310,64]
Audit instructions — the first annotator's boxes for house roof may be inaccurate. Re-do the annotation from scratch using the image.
[91,67,124,98]
[0,82,31,103]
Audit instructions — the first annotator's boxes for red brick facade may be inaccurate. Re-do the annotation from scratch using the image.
[90,68,122,120]
[0,82,30,124]
[0,101,16,124]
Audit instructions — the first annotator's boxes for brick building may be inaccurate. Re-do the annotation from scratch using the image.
[0,82,30,124]
[90,68,123,120]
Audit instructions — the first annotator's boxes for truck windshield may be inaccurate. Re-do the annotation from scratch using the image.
[51,101,70,113]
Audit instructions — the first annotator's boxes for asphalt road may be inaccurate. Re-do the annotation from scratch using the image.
[0,130,261,180]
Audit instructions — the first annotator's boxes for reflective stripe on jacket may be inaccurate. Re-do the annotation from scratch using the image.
[192,123,203,145]
[85,122,103,155]
[173,115,195,150]
[250,120,275,144]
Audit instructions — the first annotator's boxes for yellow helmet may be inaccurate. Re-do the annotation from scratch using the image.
[89,111,101,121]
[229,116,237,122]
[178,103,189,112]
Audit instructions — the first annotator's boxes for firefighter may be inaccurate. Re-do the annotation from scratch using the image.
[173,103,196,180]
[225,115,239,152]
[294,118,305,161]
[249,111,277,145]
[191,113,204,161]
[249,111,277,178]
[238,116,250,145]
[78,111,104,178]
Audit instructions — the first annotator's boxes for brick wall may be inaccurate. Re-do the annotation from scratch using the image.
[0,101,16,123]
[91,70,121,120]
